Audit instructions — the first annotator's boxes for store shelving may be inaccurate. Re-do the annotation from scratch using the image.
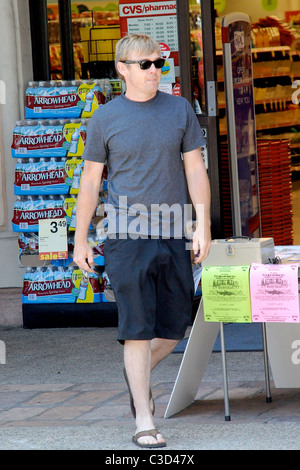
[217,29,298,244]
[219,108,300,135]
[11,80,118,328]
[217,43,300,175]
[220,139,294,245]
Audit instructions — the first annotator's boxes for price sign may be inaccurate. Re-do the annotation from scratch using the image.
[38,218,68,261]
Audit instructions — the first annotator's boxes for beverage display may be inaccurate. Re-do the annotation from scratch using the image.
[12,80,114,308]
[11,195,94,232]
[11,119,87,158]
[24,79,111,119]
[78,272,89,300]
[101,271,115,302]
[18,230,106,267]
[12,195,65,232]
[14,157,84,196]
[22,266,101,303]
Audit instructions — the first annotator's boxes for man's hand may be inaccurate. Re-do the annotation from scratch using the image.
[73,241,95,273]
[73,160,104,273]
[183,147,211,264]
[192,224,211,264]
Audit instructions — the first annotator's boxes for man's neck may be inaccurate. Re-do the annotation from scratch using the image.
[124,88,158,102]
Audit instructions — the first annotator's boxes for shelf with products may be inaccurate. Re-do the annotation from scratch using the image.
[216,46,288,56]
[255,130,300,174]
[217,44,300,176]
[214,17,297,247]
[219,108,300,135]
[216,16,299,243]
[216,45,300,84]
[216,14,300,138]
[219,138,294,245]
[49,43,84,80]
[11,79,119,327]
[47,7,121,80]
[218,84,297,111]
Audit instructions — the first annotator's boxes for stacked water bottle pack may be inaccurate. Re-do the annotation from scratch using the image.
[12,79,114,304]
[22,266,102,304]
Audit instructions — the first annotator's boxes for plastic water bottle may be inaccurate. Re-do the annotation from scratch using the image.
[84,89,94,113]
[70,203,77,229]
[69,127,80,154]
[78,273,89,300]
[71,161,82,190]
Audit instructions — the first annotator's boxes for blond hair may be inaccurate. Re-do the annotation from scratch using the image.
[115,34,161,81]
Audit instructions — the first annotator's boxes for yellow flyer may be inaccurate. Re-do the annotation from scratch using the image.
[202,265,251,322]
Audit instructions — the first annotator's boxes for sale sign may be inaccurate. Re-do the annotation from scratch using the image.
[38,218,68,260]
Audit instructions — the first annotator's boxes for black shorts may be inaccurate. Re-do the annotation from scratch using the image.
[103,237,194,344]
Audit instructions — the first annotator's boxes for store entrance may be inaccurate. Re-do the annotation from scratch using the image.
[28,0,222,238]
[182,1,222,238]
[28,1,300,245]
[215,0,300,246]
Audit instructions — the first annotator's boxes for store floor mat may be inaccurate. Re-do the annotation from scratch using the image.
[173,322,263,353]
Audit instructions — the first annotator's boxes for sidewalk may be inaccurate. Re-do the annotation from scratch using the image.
[0,290,300,450]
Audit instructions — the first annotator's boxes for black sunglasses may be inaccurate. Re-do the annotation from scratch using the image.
[120,58,165,70]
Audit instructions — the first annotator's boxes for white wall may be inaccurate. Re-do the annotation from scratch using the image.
[0,0,33,287]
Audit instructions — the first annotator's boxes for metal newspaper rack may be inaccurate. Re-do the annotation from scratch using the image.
[79,11,120,79]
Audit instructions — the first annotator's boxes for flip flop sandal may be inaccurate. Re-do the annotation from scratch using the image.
[132,429,166,448]
[123,367,155,418]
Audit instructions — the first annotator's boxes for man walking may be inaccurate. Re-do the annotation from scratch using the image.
[74,34,211,448]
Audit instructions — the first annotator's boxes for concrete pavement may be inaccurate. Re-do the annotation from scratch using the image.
[0,289,300,450]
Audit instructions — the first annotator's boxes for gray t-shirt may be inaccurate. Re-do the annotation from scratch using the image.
[83,90,206,238]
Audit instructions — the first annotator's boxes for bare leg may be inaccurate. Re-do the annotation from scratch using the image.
[124,339,166,446]
[150,338,180,370]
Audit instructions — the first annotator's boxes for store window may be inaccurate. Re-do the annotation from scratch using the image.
[47,0,180,94]
[42,1,221,236]
[214,0,300,244]
[47,1,120,80]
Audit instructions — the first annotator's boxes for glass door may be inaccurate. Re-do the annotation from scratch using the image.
[177,0,222,238]
[30,0,222,237]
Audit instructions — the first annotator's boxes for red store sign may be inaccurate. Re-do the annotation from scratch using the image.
[119,0,179,65]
